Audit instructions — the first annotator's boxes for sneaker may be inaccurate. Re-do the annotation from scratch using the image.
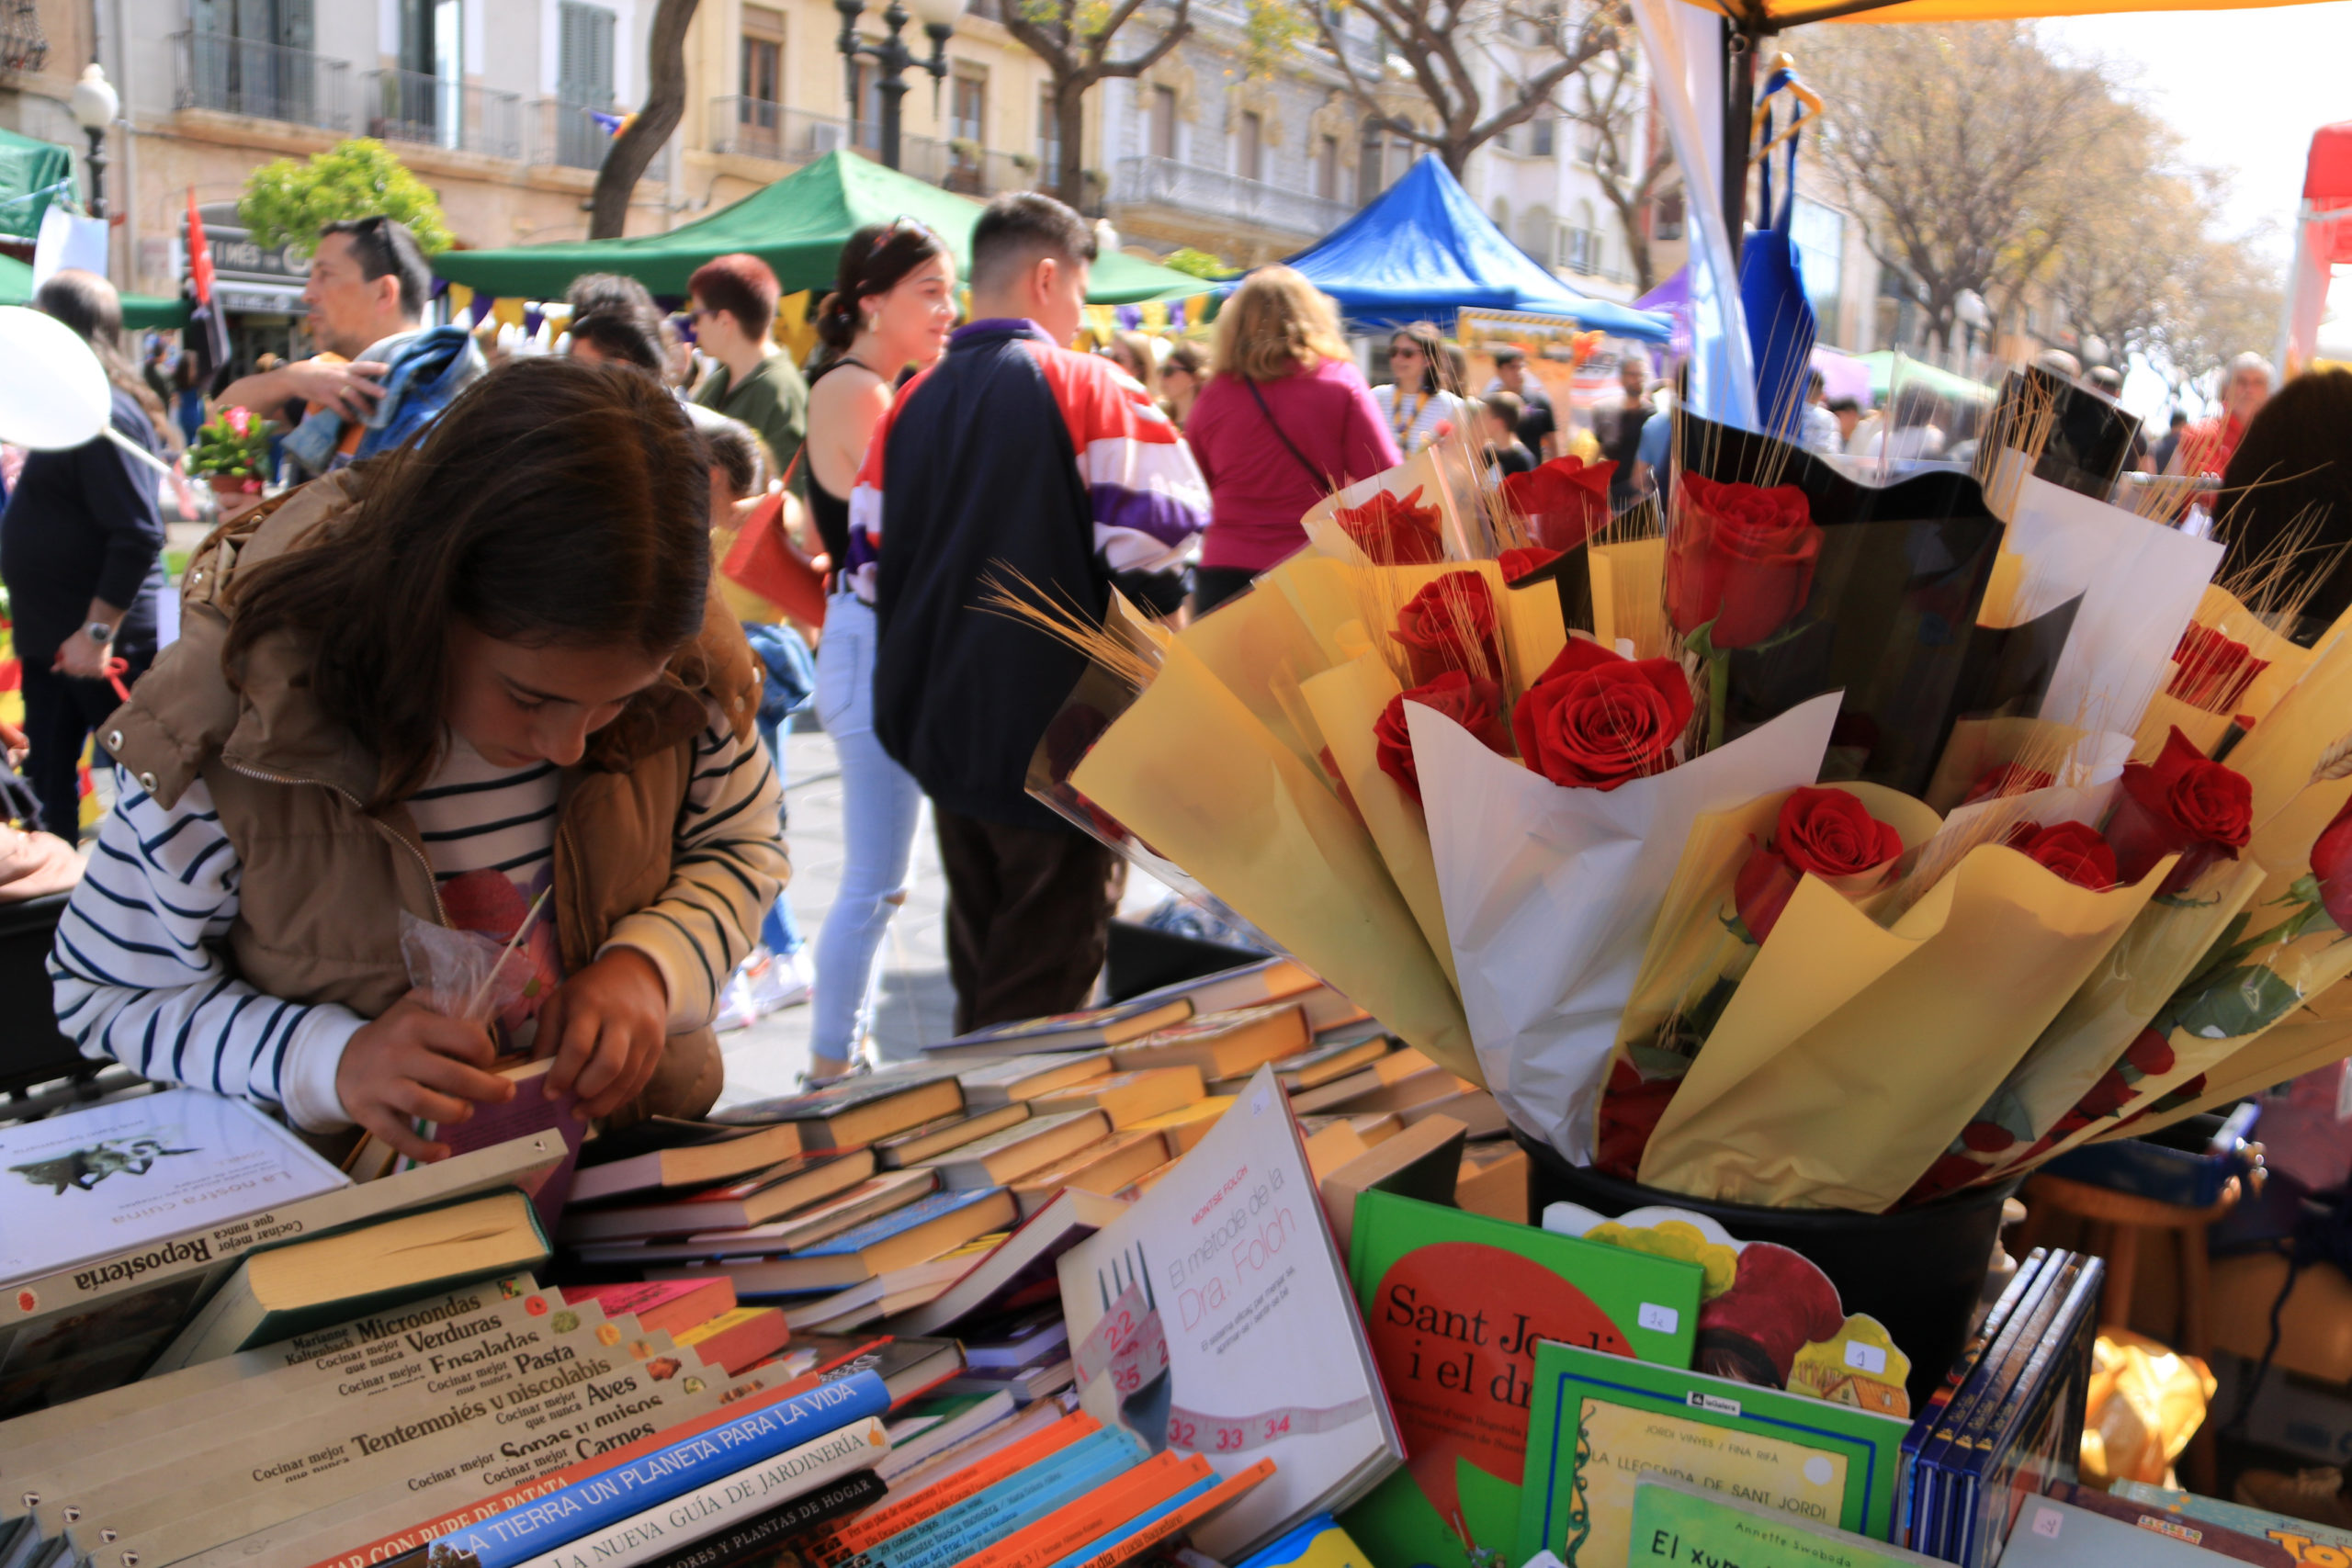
[714,970,762,1033]
[750,943,814,1013]
[2234,1465,2352,1530]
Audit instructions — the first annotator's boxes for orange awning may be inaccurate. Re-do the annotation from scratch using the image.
[1682,0,2336,30]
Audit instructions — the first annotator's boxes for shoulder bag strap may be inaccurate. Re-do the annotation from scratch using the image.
[1244,377,1331,491]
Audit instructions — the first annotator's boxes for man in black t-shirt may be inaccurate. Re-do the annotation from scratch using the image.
[1490,346,1558,460]
[1601,353,1652,508]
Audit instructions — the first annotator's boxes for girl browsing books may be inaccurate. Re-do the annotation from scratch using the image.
[50,359,788,1160]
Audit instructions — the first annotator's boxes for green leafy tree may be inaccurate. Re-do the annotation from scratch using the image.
[238,139,454,255]
[1162,246,1238,280]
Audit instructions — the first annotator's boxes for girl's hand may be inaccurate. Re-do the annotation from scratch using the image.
[538,948,669,1119]
[338,994,514,1162]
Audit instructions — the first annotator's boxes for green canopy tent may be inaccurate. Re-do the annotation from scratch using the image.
[430,150,1201,306]
[0,252,190,329]
[1856,351,1991,406]
[0,126,73,244]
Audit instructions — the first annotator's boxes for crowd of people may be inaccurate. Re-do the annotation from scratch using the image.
[6,184,2351,1153]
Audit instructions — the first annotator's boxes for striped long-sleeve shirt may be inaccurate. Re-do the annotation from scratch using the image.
[49,707,786,1131]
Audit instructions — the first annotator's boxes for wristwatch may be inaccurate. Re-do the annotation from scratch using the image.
[85,620,116,645]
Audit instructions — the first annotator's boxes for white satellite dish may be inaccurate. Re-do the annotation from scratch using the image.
[0,305,175,474]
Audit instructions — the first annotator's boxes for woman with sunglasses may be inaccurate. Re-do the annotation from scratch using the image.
[1371,321,1467,457]
[802,218,959,1082]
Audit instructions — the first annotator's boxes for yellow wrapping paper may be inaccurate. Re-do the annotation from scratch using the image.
[2132,692,2234,764]
[1921,716,2086,814]
[1069,637,1478,1082]
[2220,627,2352,831]
[1589,538,1670,660]
[1610,784,1941,1065]
[2125,987,2352,1138]
[1180,579,1340,769]
[1261,558,1562,700]
[1300,650,1458,989]
[1642,846,2167,1211]
[1299,448,1474,561]
[1261,553,1372,667]
[2182,583,2319,726]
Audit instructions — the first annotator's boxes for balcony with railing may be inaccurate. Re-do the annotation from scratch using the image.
[1109,155,1354,239]
[707,96,1050,198]
[364,67,524,160]
[172,29,351,132]
[530,98,673,186]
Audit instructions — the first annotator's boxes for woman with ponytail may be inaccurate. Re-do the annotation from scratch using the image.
[803,218,956,1081]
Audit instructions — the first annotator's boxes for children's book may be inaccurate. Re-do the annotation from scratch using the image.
[1627,1473,1944,1567]
[1058,1065,1405,1562]
[1514,1341,1909,1568]
[1341,1190,1705,1568]
[1998,1495,2260,1568]
[2110,1480,2352,1560]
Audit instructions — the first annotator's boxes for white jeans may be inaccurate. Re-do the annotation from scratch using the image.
[809,595,925,1062]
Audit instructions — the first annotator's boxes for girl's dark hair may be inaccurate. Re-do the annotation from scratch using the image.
[2221,367,2352,638]
[566,272,666,373]
[698,414,772,500]
[224,357,712,807]
[36,269,167,426]
[1390,321,1448,396]
[816,219,950,354]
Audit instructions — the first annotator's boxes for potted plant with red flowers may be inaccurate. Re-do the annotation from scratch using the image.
[185,406,274,503]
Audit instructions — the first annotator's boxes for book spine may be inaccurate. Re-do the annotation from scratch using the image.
[1929,1258,2083,1560]
[1046,1461,1273,1568]
[294,1367,834,1568]
[820,1414,1099,1557]
[508,1419,888,1568]
[1898,1250,2045,1549]
[852,1431,1141,1568]
[433,1371,893,1568]
[962,1453,1202,1568]
[639,1470,888,1568]
[0,1273,544,1461]
[7,1289,605,1494]
[85,1334,741,1568]
[1956,1261,2106,1568]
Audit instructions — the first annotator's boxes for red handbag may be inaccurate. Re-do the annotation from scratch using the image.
[719,454,830,629]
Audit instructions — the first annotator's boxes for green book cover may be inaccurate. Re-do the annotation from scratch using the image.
[1517,1340,1909,1568]
[1629,1474,1943,1566]
[1340,1190,1705,1568]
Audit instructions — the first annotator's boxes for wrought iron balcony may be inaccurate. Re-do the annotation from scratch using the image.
[172,29,350,132]
[1109,155,1355,238]
[364,66,523,160]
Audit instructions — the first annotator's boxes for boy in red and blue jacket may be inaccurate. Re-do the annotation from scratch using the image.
[853,194,1209,1031]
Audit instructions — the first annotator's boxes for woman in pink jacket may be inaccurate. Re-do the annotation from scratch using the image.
[1184,266,1401,615]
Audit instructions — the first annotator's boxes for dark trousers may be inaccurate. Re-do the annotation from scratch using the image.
[933,807,1124,1034]
[19,651,148,840]
[1189,565,1257,618]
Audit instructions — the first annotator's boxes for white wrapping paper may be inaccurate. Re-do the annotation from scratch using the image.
[1408,692,1841,1164]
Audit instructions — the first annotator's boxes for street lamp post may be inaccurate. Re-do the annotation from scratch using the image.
[834,0,964,171]
[69,62,119,220]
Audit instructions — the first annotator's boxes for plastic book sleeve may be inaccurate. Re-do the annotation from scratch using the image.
[1409,690,1838,1167]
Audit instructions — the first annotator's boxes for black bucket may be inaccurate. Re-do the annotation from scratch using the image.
[1513,1131,2018,1411]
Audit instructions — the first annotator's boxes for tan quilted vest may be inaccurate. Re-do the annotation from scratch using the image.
[100,471,767,1122]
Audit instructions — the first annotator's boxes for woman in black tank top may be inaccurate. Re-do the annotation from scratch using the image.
[801,219,958,1081]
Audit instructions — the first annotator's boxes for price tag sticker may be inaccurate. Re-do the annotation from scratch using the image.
[1844,1338,1889,1375]
[1636,1303,1680,1335]
[2031,1507,2064,1540]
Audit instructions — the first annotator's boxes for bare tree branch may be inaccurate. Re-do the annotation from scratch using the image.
[1004,0,1194,206]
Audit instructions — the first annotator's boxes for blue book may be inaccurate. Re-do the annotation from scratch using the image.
[867,1427,1148,1568]
[1045,1472,1223,1568]
[425,1369,891,1568]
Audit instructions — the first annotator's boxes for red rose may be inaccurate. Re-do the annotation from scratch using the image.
[1501,457,1616,552]
[1510,637,1691,792]
[2004,820,2119,890]
[1962,764,2055,806]
[2168,622,2270,710]
[1666,473,1822,649]
[1374,671,1511,804]
[1391,571,1502,687]
[2106,728,2253,895]
[1959,1119,2018,1154]
[2122,1027,2175,1077]
[1498,544,1564,583]
[1335,485,1444,566]
[1732,786,1903,942]
[2311,795,2352,931]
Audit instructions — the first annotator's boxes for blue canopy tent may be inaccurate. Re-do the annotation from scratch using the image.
[1281,156,1671,343]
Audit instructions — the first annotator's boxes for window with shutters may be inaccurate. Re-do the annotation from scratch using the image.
[952,69,986,143]
[189,0,319,124]
[1037,83,1060,175]
[1148,84,1176,161]
[557,1,616,167]
[1531,114,1555,158]
[1358,120,1387,199]
[741,6,783,107]
[1238,110,1261,182]
[1314,134,1337,200]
